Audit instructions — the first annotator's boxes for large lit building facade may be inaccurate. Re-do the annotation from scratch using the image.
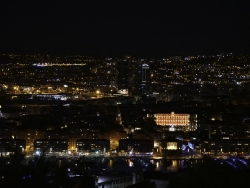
[151,112,197,131]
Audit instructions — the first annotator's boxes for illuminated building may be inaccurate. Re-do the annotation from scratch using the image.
[98,174,134,188]
[141,63,150,94]
[0,139,26,156]
[135,63,151,95]
[76,139,110,155]
[13,129,45,152]
[201,139,250,156]
[102,130,127,150]
[152,112,197,131]
[33,139,68,155]
[159,138,182,156]
[119,139,153,156]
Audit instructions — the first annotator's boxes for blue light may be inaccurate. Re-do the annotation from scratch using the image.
[237,159,247,166]
[182,142,194,151]
[225,160,237,168]
[188,142,194,150]
[182,145,187,151]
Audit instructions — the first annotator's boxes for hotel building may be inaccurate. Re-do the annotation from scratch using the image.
[149,111,197,131]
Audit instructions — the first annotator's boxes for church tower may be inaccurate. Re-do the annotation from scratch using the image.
[116,105,122,125]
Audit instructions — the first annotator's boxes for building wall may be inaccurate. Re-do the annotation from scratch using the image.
[159,140,182,156]
[153,112,197,131]
[134,63,151,95]
[0,139,26,156]
[98,176,133,188]
[101,131,127,150]
[140,64,151,94]
[150,179,169,188]
[13,129,45,152]
[119,139,153,153]
[201,140,250,156]
[76,139,110,154]
[145,130,164,147]
[34,139,68,155]
[117,60,129,90]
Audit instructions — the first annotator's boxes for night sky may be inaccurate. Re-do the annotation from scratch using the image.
[0,1,249,57]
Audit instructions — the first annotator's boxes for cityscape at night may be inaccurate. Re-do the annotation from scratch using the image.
[1,1,250,188]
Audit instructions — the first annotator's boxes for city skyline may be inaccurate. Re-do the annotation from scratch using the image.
[1,2,250,186]
[1,1,249,57]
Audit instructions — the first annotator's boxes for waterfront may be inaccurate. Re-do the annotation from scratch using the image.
[113,157,202,172]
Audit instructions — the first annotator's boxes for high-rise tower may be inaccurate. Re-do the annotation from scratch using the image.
[135,63,150,95]
[117,60,129,94]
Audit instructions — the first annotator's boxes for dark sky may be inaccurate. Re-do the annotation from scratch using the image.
[0,1,249,57]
